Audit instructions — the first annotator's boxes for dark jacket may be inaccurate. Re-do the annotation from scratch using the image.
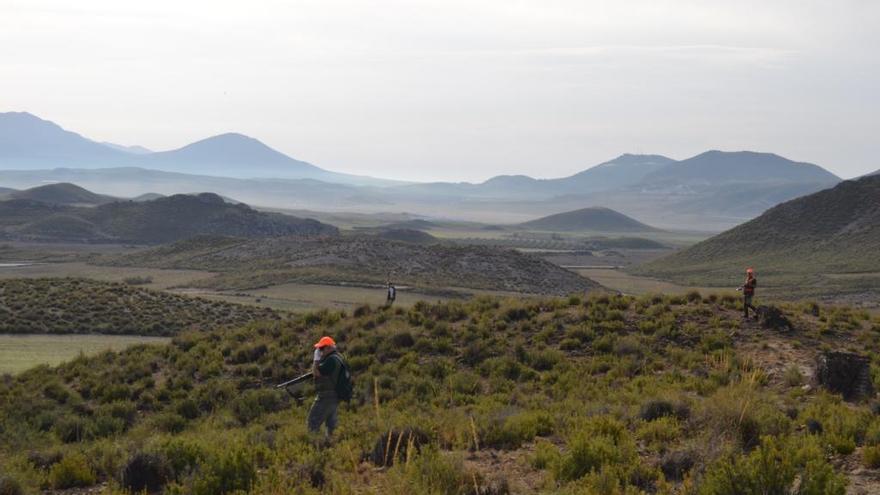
[315,351,343,398]
[743,276,757,296]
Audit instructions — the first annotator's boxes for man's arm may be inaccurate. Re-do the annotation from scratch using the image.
[312,348,322,377]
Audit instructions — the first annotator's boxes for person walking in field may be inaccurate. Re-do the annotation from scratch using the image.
[386,282,396,306]
[740,268,757,319]
[308,336,352,439]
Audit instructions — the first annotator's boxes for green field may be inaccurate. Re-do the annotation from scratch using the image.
[0,334,169,374]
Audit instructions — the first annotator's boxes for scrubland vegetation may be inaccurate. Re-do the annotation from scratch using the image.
[1,293,880,493]
[0,278,278,335]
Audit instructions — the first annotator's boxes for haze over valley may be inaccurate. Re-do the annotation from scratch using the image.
[2,2,879,494]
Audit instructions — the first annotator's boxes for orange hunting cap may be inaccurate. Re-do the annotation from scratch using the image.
[746,267,754,274]
[314,336,336,348]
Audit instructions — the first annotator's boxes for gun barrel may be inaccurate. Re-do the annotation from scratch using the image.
[275,372,313,389]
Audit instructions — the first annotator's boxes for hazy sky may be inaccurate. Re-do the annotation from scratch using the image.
[2,0,878,181]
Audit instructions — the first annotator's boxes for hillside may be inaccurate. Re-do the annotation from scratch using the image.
[0,278,278,335]
[634,176,880,296]
[1,294,879,493]
[519,207,658,233]
[0,192,338,244]
[105,235,598,295]
[8,182,115,205]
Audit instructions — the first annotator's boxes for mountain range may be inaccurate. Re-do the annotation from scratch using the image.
[0,111,849,230]
[0,112,395,186]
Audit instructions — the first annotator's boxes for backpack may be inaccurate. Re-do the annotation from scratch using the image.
[330,354,354,401]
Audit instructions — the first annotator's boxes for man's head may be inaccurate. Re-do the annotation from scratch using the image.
[314,336,336,356]
[746,267,754,277]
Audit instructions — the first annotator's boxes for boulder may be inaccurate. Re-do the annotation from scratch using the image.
[815,352,875,401]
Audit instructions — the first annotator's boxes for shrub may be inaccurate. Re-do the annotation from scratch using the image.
[0,475,24,495]
[122,452,171,493]
[864,445,880,468]
[639,399,675,421]
[230,389,283,425]
[152,412,188,433]
[481,410,554,450]
[553,416,637,482]
[636,417,681,450]
[53,415,89,443]
[49,452,96,489]
[701,436,846,495]
[784,365,804,387]
[188,448,256,495]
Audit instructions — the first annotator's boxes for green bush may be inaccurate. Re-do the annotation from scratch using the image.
[230,389,283,425]
[553,416,637,482]
[188,448,256,495]
[49,452,97,489]
[0,475,24,495]
[700,436,846,495]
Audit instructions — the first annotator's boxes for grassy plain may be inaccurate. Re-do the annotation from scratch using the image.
[0,334,169,374]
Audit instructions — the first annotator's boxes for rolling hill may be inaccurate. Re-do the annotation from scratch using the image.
[0,190,339,244]
[7,182,116,205]
[634,175,880,296]
[106,234,599,295]
[519,207,657,233]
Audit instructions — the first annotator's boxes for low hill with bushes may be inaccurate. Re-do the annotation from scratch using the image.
[5,183,116,205]
[0,191,338,244]
[1,293,879,493]
[519,207,658,233]
[0,278,279,335]
[105,234,598,295]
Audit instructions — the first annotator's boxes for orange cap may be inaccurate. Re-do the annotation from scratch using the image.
[314,336,336,348]
[746,268,754,274]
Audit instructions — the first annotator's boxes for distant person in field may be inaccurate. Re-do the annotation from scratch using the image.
[740,268,758,319]
[308,336,351,439]
[386,282,396,306]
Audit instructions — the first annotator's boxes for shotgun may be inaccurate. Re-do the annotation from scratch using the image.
[275,372,313,399]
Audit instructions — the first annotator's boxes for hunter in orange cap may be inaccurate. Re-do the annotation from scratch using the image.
[314,336,336,348]
[307,335,350,439]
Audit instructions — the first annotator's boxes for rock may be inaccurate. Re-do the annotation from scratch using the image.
[814,352,875,401]
[756,305,794,332]
[370,428,430,467]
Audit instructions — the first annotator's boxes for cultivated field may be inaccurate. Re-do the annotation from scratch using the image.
[0,334,169,374]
